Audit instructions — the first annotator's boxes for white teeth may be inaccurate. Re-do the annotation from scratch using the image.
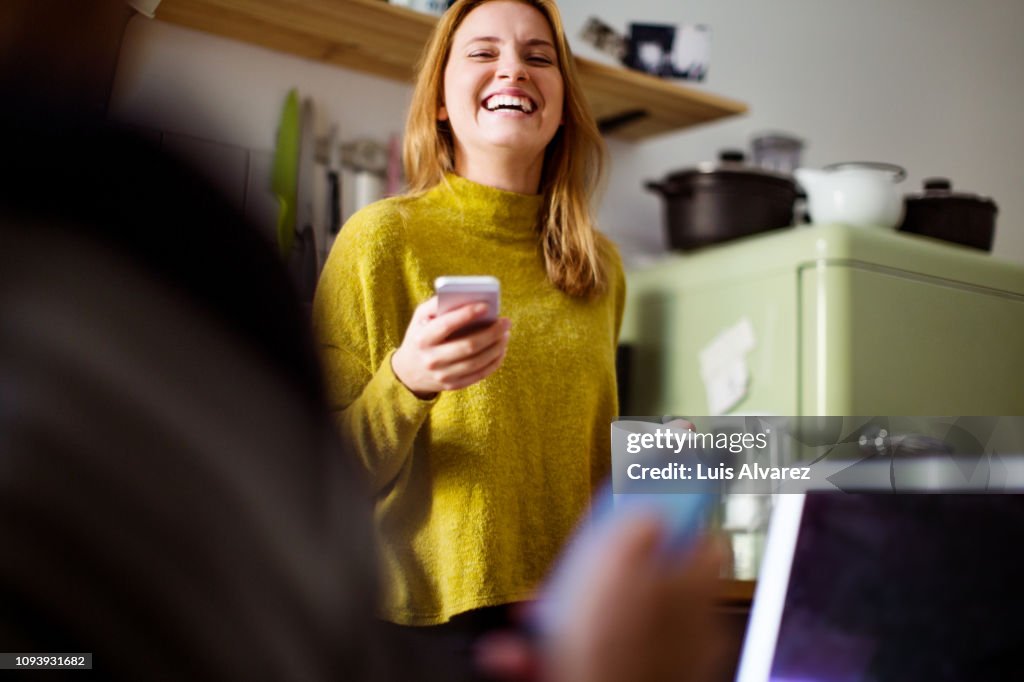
[484,95,534,113]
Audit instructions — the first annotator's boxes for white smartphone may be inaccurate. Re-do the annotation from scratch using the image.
[434,276,500,336]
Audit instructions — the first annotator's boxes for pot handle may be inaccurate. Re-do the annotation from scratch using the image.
[645,180,692,198]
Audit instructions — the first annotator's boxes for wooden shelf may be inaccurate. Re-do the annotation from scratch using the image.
[154,0,748,140]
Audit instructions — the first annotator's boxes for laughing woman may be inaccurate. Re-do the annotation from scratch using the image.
[313,0,624,664]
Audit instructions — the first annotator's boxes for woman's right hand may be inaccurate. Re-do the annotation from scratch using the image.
[391,296,512,400]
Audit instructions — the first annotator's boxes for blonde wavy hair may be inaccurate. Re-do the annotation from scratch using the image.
[403,0,610,298]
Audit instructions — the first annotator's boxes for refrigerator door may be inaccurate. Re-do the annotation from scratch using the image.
[621,225,1024,417]
[799,254,1024,415]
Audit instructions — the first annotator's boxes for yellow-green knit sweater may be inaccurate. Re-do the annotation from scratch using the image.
[312,173,625,625]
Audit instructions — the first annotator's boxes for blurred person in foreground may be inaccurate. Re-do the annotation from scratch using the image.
[0,1,728,680]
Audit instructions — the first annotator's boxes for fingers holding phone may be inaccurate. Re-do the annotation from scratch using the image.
[423,305,510,390]
[391,277,509,398]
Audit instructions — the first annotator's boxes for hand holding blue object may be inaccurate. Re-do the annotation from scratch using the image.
[532,482,719,638]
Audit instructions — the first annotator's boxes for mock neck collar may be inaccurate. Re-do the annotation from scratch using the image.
[430,173,543,238]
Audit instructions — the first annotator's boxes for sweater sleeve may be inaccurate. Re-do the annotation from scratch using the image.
[312,201,436,493]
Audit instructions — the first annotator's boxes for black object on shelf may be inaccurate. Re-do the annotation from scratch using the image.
[646,150,798,251]
[898,177,997,252]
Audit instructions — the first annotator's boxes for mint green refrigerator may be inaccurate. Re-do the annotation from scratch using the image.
[620,224,1024,417]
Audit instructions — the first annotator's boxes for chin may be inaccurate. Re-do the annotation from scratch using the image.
[484,129,556,152]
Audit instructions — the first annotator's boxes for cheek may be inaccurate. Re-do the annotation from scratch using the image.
[440,62,466,117]
[443,73,476,116]
[541,70,564,104]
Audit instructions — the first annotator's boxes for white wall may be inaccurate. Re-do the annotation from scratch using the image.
[110,0,1024,265]
[111,15,411,152]
[110,16,414,249]
[558,0,1024,265]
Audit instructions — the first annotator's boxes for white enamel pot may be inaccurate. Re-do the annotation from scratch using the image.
[795,161,907,229]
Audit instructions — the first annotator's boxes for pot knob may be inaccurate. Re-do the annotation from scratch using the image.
[719,149,746,163]
[923,177,952,192]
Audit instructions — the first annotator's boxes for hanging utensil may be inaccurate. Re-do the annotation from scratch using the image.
[295,97,317,266]
[325,124,342,237]
[271,89,299,257]
[288,96,320,302]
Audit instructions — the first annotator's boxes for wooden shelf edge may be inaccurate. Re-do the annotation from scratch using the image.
[154,0,748,140]
[576,58,748,116]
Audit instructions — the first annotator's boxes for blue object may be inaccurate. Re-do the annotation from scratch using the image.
[607,490,717,554]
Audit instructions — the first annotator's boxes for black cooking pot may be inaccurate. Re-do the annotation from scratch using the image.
[646,150,799,251]
[897,178,998,251]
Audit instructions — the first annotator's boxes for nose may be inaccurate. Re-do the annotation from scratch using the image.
[496,53,528,82]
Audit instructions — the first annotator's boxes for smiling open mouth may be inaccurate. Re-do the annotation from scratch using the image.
[482,95,536,114]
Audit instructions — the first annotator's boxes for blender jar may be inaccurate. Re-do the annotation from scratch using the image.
[751,133,804,174]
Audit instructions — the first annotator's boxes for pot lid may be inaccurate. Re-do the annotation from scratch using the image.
[666,149,797,184]
[905,177,998,210]
[822,161,907,182]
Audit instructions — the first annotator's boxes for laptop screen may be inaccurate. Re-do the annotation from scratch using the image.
[737,492,1024,682]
